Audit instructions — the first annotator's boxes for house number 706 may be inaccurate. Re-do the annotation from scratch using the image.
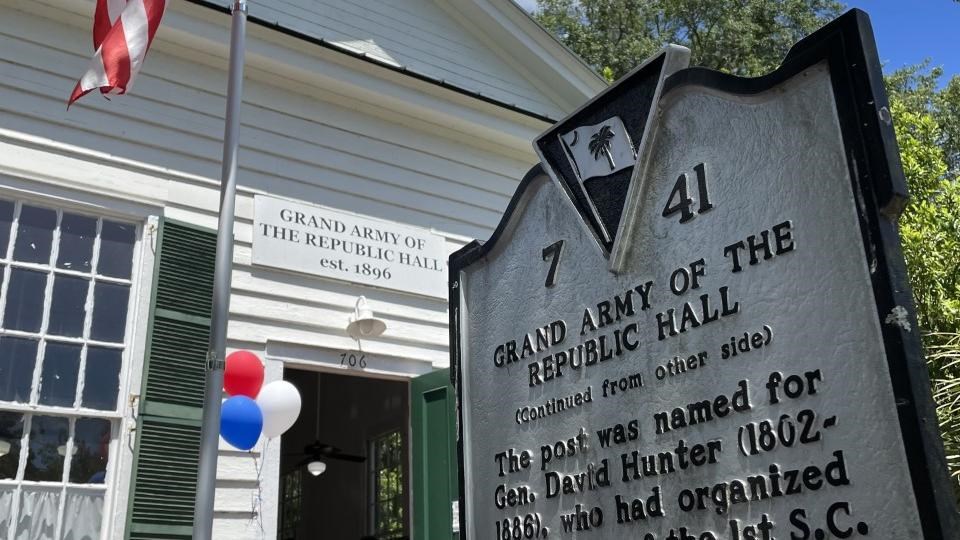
[662,162,713,223]
[340,352,367,369]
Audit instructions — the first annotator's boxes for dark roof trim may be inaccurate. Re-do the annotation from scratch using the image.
[183,0,558,123]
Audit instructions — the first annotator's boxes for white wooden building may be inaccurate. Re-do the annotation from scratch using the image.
[0,0,603,538]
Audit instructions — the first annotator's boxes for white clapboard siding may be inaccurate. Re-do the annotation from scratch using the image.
[230,263,454,326]
[0,77,518,238]
[218,453,263,483]
[0,2,494,351]
[209,513,269,538]
[0,1,579,538]
[227,290,449,349]
[4,7,529,166]
[214,484,260,513]
[199,0,569,119]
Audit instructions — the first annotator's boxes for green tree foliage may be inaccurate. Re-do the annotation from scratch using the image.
[931,334,960,490]
[535,0,960,488]
[887,65,960,487]
[535,0,842,80]
[887,65,960,340]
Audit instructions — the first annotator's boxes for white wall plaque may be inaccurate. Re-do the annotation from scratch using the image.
[253,194,446,298]
[451,11,955,540]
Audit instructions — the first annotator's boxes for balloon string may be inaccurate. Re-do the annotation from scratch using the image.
[251,438,268,537]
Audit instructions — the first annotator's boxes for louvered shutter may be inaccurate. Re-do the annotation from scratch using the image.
[125,219,217,540]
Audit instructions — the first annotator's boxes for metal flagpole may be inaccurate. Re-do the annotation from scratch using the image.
[194,0,247,538]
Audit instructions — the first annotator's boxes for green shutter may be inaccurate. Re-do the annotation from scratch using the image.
[411,368,459,540]
[126,219,217,540]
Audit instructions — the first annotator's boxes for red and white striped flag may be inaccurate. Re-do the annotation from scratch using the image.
[68,0,167,107]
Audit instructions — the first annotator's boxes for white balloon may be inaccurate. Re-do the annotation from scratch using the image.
[256,381,302,438]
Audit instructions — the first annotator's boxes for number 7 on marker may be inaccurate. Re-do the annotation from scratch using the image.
[541,240,564,287]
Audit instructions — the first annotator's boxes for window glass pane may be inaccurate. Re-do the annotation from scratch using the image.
[70,418,111,484]
[0,411,25,479]
[13,205,56,264]
[48,275,88,337]
[90,282,129,343]
[0,487,14,536]
[38,342,81,407]
[98,221,135,279]
[3,268,47,332]
[81,347,121,411]
[23,415,68,482]
[0,337,38,403]
[61,490,104,540]
[279,470,302,540]
[57,213,97,272]
[372,430,404,539]
[14,488,59,540]
[0,199,13,258]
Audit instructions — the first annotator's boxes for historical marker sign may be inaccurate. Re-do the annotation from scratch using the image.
[450,10,956,540]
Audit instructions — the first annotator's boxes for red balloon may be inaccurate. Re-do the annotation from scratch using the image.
[224,350,264,398]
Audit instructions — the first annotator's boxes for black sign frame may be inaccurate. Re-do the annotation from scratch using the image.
[449,9,957,539]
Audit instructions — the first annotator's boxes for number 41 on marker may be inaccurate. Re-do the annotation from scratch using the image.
[662,162,713,224]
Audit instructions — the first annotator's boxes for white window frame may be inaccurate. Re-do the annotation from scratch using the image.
[367,428,405,540]
[0,185,158,540]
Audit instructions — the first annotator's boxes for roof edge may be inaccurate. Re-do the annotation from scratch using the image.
[183,0,559,123]
[503,0,607,87]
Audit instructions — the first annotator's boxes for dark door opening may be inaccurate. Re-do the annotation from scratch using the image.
[279,368,410,540]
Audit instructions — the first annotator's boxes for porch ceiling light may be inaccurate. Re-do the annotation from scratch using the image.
[346,296,386,339]
[307,459,327,476]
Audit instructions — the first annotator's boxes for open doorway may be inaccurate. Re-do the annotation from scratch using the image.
[279,368,410,540]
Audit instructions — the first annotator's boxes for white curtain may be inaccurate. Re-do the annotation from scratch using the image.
[60,490,103,540]
[0,487,14,539]
[14,488,59,540]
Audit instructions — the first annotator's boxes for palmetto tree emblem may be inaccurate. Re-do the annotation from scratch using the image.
[589,125,616,170]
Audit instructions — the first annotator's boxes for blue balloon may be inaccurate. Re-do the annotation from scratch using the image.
[220,396,263,450]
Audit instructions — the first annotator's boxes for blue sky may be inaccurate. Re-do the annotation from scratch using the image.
[850,1,958,78]
[515,1,959,79]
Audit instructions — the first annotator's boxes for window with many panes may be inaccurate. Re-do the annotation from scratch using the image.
[0,198,138,539]
[369,430,404,540]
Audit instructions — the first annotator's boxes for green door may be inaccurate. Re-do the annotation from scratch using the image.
[411,368,459,540]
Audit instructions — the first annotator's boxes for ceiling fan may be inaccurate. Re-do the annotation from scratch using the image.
[285,373,366,476]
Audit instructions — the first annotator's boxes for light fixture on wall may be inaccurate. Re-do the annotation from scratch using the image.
[0,439,9,457]
[307,460,327,476]
[346,296,386,339]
